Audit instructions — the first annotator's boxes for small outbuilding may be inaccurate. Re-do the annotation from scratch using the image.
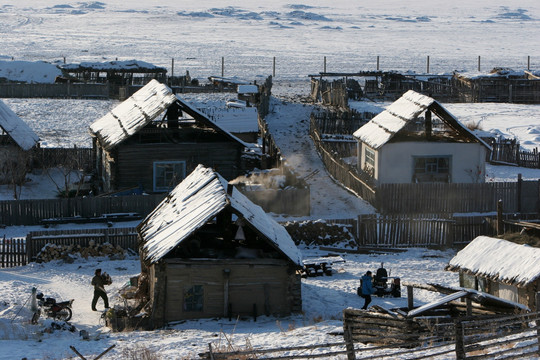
[446,236,540,311]
[353,90,490,185]
[137,165,303,327]
[89,80,249,193]
[0,100,40,184]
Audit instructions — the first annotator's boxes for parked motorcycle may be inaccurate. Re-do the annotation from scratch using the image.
[31,292,74,323]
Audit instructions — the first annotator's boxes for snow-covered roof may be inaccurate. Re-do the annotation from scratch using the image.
[202,107,259,133]
[353,90,490,150]
[88,79,177,150]
[447,236,540,287]
[0,60,62,84]
[61,60,166,72]
[138,165,302,266]
[237,85,258,94]
[0,100,39,150]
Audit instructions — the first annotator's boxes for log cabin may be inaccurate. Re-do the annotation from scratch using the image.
[136,165,303,327]
[89,80,250,194]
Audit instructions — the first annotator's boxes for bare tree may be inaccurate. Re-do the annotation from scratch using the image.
[43,147,87,198]
[0,148,30,200]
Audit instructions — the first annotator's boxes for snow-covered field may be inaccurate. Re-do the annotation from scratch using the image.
[1,0,540,359]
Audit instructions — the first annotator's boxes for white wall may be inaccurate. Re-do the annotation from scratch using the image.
[367,142,486,185]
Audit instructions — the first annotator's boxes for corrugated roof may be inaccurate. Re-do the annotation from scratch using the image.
[138,165,302,266]
[89,79,177,150]
[0,100,39,150]
[352,90,434,149]
[447,236,540,287]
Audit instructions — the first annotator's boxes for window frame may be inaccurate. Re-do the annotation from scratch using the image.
[153,160,186,192]
[183,284,204,312]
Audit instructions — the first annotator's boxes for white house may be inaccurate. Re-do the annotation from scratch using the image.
[353,90,490,185]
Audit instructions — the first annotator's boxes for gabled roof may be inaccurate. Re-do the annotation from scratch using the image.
[89,79,177,150]
[447,236,540,287]
[89,80,250,151]
[0,100,39,150]
[138,165,302,266]
[353,90,490,150]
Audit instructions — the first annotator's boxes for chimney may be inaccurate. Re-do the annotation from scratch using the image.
[166,103,180,128]
[425,110,432,140]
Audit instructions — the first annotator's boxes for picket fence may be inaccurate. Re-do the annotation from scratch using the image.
[0,237,26,268]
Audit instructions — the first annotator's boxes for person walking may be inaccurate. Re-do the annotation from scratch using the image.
[91,268,110,311]
[360,271,374,310]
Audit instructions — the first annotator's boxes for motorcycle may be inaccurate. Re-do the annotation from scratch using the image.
[31,292,74,323]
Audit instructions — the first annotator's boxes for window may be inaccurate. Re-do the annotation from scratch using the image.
[364,147,375,167]
[183,285,204,312]
[153,161,186,192]
[413,156,450,183]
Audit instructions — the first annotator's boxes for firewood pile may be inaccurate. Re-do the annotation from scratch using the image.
[284,220,356,247]
[35,240,126,263]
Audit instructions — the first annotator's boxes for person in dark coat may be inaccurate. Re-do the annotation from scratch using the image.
[91,268,109,311]
[360,271,374,310]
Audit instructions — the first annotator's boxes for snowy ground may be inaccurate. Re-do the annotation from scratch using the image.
[1,0,540,358]
[0,247,459,360]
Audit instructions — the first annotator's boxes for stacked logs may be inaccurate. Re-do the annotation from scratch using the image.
[35,241,126,263]
[284,220,356,248]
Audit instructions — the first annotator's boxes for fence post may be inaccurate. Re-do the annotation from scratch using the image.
[517,173,522,213]
[536,292,540,355]
[344,324,356,360]
[497,200,503,236]
[455,319,466,359]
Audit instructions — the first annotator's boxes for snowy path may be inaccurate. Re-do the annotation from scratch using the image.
[264,97,376,220]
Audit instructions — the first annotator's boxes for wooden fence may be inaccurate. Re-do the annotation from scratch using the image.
[309,116,377,204]
[0,194,165,226]
[26,227,138,262]
[31,147,94,172]
[0,236,26,268]
[200,310,540,359]
[491,138,540,169]
[0,83,110,98]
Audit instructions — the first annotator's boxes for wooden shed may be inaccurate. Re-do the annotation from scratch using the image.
[59,59,167,86]
[0,100,39,184]
[137,165,303,327]
[353,90,490,186]
[452,68,540,104]
[89,80,249,194]
[446,236,540,311]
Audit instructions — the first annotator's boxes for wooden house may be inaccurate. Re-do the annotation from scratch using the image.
[0,100,39,184]
[446,236,540,311]
[353,90,490,186]
[452,68,540,104]
[89,80,249,194]
[137,165,303,327]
